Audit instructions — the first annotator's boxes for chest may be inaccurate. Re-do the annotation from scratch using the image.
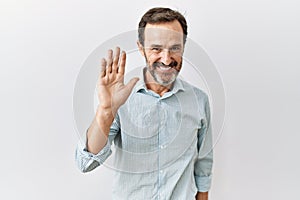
[116,94,204,152]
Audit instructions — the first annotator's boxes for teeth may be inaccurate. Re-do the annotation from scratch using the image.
[159,66,171,71]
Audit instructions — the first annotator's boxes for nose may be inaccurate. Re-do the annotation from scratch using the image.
[160,49,172,65]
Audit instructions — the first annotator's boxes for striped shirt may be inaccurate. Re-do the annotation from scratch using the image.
[75,68,213,200]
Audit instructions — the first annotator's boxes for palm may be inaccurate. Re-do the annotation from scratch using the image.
[97,47,139,113]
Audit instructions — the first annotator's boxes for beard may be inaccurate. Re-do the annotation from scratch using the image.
[146,59,182,86]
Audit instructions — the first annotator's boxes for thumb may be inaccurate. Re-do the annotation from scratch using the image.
[124,77,139,92]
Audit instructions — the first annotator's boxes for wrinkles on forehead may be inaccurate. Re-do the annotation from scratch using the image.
[143,22,184,48]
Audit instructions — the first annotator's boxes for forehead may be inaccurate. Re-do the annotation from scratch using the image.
[144,21,184,46]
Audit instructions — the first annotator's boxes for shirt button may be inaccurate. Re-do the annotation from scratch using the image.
[160,145,164,149]
[160,170,163,174]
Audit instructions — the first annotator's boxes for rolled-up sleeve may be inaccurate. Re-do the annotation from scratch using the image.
[194,96,213,192]
[75,114,120,173]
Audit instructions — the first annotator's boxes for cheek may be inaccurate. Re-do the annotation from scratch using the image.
[174,56,182,64]
[146,53,160,64]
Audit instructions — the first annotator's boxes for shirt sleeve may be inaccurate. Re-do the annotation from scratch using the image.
[194,95,214,192]
[75,113,120,173]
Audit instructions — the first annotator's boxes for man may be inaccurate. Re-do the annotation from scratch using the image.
[76,7,213,200]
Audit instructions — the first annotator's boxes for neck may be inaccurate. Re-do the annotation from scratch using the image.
[144,69,173,97]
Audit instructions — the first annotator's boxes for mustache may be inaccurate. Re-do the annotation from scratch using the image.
[153,61,178,68]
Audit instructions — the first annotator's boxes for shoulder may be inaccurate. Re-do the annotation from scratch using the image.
[178,78,209,102]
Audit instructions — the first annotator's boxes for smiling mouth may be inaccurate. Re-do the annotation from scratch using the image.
[158,66,172,71]
[154,61,177,71]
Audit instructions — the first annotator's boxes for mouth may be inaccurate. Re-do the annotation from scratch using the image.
[154,61,178,72]
[158,65,172,71]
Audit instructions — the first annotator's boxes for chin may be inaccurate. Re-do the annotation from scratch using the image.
[155,73,177,86]
[146,62,181,86]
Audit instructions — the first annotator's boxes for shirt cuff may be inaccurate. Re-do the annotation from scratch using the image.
[195,174,212,192]
[76,140,112,172]
[82,140,112,164]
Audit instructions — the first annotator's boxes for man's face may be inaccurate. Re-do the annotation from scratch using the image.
[139,20,184,86]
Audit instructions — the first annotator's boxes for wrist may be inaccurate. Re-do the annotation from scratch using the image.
[96,106,115,119]
[196,192,208,200]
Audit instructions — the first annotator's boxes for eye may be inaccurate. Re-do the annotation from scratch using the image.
[151,47,162,52]
[170,46,181,52]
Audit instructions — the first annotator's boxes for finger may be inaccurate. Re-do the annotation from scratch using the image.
[118,51,126,75]
[112,47,120,72]
[124,77,139,93]
[100,58,107,77]
[106,49,113,74]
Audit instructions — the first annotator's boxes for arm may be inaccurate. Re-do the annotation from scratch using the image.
[196,192,208,200]
[75,47,139,172]
[75,115,119,173]
[86,47,139,154]
[194,95,213,196]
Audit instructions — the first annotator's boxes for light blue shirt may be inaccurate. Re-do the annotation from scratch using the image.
[75,68,213,200]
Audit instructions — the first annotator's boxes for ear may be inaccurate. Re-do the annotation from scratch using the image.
[137,40,145,57]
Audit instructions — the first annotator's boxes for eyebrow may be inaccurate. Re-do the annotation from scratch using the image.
[171,44,182,48]
[149,44,163,48]
[149,44,182,48]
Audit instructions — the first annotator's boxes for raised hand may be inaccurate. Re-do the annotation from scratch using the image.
[86,47,139,153]
[97,47,139,115]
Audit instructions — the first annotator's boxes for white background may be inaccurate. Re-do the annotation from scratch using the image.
[1,0,299,199]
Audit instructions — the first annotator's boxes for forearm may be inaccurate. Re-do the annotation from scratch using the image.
[196,192,208,200]
[86,107,114,154]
